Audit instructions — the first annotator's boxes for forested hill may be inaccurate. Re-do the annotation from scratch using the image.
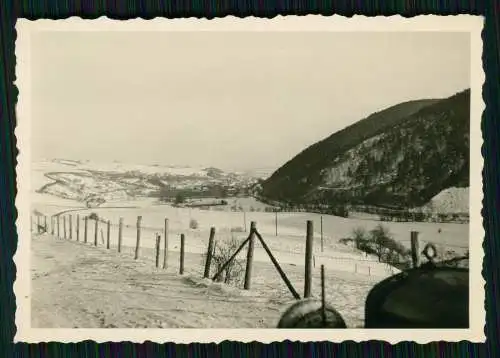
[260,89,470,209]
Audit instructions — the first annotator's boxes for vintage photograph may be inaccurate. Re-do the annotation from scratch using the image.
[14,16,485,343]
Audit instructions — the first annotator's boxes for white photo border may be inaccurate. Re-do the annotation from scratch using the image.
[14,15,486,343]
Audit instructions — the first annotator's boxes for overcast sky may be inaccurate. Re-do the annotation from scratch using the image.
[31,31,470,171]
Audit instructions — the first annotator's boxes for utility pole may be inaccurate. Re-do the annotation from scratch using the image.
[321,215,324,252]
[275,211,278,236]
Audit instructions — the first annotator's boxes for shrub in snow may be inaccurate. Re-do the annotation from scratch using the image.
[174,192,186,205]
[189,219,199,230]
[351,227,368,250]
[205,236,245,286]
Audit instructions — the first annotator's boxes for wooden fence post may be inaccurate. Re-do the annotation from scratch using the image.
[69,215,73,239]
[57,215,60,238]
[212,240,217,258]
[76,215,80,241]
[321,265,326,326]
[179,234,185,274]
[84,216,88,243]
[410,231,421,268]
[118,217,123,253]
[36,215,41,234]
[44,216,47,233]
[204,227,216,278]
[304,220,314,298]
[106,220,111,249]
[51,216,54,235]
[244,222,256,290]
[155,234,161,268]
[134,216,142,259]
[63,216,67,239]
[94,218,98,246]
[163,218,169,269]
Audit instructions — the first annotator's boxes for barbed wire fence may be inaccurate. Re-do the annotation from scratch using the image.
[31,208,469,295]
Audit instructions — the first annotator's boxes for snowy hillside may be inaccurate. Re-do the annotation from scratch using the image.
[261,90,470,210]
[418,187,469,214]
[32,159,260,207]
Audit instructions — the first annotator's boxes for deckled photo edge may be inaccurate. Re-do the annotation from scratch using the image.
[13,15,485,344]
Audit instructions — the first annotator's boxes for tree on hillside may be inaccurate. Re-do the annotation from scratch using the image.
[356,160,370,188]
[369,224,393,262]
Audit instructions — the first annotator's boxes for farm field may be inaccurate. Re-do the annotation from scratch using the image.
[33,196,469,255]
[30,160,469,258]
[33,200,400,277]
[31,197,470,284]
[31,161,469,255]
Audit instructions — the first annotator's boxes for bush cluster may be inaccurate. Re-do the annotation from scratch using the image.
[349,224,411,267]
[189,219,199,230]
[203,236,245,286]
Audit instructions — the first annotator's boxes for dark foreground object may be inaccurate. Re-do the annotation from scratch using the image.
[277,266,469,328]
[277,299,347,328]
[365,267,469,328]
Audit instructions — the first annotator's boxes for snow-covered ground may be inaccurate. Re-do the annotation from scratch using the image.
[40,159,255,180]
[31,233,379,328]
[31,196,469,279]
[31,159,259,208]
[419,187,470,214]
[30,159,469,273]
[35,203,399,277]
[28,159,470,329]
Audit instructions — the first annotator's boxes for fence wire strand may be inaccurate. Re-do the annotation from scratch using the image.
[32,209,469,279]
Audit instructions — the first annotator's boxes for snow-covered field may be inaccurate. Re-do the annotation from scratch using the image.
[31,159,259,207]
[28,159,470,329]
[30,159,469,275]
[31,194,469,278]
[34,201,398,277]
[31,233,379,328]
[35,158,224,177]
